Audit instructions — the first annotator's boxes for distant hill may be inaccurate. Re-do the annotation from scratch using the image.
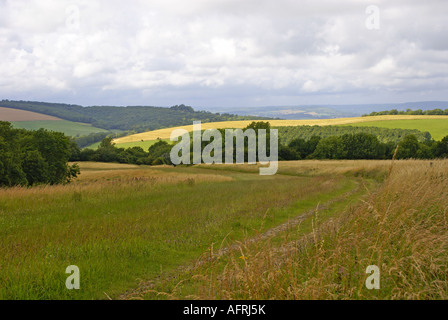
[211,101,448,119]
[0,100,272,133]
[210,105,355,119]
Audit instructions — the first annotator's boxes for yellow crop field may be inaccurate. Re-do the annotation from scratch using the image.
[113,115,448,144]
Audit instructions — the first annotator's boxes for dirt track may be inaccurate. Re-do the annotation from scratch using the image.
[118,179,363,300]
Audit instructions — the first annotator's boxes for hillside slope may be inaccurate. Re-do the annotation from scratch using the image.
[0,106,110,137]
[0,100,271,133]
[114,115,448,144]
[11,120,109,137]
[0,107,61,121]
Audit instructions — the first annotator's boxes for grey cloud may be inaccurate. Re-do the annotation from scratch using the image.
[0,0,447,107]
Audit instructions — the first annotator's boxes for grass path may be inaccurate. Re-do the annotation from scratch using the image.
[119,175,372,300]
[0,162,349,299]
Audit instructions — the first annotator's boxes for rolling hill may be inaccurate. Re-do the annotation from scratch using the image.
[0,106,109,137]
[11,120,109,137]
[0,100,271,133]
[113,115,448,146]
[0,106,61,121]
[340,119,448,141]
[213,101,448,119]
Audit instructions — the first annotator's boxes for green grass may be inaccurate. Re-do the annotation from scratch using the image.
[143,177,374,300]
[0,164,352,299]
[3,160,445,300]
[11,120,108,137]
[150,161,448,300]
[86,139,171,150]
[341,119,448,140]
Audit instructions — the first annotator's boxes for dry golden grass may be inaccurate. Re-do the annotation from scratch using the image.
[72,162,141,170]
[0,160,342,299]
[113,115,448,143]
[2,159,446,299]
[74,168,233,185]
[158,160,448,300]
[197,160,393,181]
[0,163,233,200]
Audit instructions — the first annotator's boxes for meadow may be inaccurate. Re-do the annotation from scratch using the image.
[340,119,448,141]
[11,120,109,137]
[0,160,447,300]
[138,160,448,300]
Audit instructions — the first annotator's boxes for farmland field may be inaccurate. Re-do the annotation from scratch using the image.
[113,115,448,147]
[1,160,447,300]
[340,119,448,140]
[0,107,61,121]
[0,106,109,137]
[10,120,109,137]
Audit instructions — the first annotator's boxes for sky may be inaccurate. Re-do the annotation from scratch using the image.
[0,0,447,109]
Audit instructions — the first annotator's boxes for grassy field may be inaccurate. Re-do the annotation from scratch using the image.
[1,106,108,137]
[11,120,109,137]
[113,115,448,144]
[341,119,448,140]
[1,160,447,300]
[0,107,61,121]
[140,160,448,300]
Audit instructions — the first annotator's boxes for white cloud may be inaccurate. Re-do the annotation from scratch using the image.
[0,0,447,107]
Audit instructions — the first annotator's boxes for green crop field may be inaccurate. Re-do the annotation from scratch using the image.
[1,160,447,300]
[341,119,448,140]
[11,120,108,137]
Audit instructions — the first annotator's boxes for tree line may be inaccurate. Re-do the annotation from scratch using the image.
[363,108,448,116]
[160,122,448,163]
[70,137,173,166]
[73,131,132,148]
[0,121,79,187]
[281,134,448,160]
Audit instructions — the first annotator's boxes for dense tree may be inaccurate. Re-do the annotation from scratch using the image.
[396,135,421,159]
[432,136,448,158]
[288,135,321,159]
[0,121,79,187]
[341,133,385,159]
[312,136,346,159]
[364,108,448,116]
[277,125,430,146]
[278,144,299,161]
[76,137,173,166]
[147,140,173,165]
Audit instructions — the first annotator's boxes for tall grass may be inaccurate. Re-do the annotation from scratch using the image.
[0,162,350,299]
[157,160,448,300]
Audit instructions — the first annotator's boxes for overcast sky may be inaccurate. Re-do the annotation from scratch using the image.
[0,0,447,109]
